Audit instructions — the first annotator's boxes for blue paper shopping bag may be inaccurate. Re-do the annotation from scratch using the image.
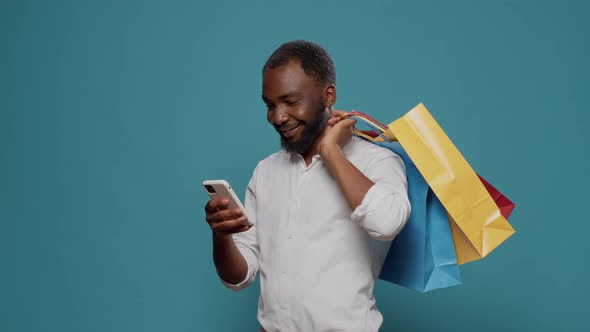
[377,142,462,292]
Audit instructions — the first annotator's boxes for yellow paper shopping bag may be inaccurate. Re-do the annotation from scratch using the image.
[386,103,515,264]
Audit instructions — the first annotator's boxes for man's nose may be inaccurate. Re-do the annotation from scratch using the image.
[271,106,289,125]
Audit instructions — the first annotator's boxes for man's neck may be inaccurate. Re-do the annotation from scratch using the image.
[301,134,325,166]
[300,109,332,166]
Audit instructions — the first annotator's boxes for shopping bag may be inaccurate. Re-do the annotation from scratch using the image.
[377,141,462,292]
[478,175,515,218]
[348,103,515,264]
[449,175,516,264]
[349,113,461,291]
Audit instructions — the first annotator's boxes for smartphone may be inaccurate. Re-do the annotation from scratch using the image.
[202,180,252,226]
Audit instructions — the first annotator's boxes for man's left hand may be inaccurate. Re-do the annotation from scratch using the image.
[319,110,356,158]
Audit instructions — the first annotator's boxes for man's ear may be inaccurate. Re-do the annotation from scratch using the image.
[323,84,336,109]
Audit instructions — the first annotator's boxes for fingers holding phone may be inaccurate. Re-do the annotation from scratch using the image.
[203,180,252,236]
[205,197,251,235]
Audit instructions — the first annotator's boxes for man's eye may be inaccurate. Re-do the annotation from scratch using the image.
[286,100,299,106]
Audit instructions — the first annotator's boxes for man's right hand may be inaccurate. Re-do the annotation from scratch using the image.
[205,196,252,236]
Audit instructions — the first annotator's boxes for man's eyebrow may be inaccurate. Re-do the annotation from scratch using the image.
[262,91,302,104]
[278,91,302,100]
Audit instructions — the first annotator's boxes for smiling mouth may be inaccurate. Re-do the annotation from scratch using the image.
[280,124,302,138]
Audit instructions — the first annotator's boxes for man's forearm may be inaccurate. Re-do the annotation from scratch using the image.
[213,233,249,285]
[321,144,374,210]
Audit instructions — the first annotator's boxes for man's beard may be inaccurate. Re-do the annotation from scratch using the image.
[277,103,328,156]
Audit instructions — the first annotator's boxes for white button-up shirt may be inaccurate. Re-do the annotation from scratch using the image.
[221,137,411,331]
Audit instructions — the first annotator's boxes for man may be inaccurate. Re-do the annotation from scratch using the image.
[204,40,411,331]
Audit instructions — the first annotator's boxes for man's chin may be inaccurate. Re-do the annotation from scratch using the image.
[281,136,311,155]
[278,111,326,155]
[282,133,301,144]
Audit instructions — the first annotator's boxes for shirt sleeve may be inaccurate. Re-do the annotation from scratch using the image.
[350,152,411,241]
[219,167,261,291]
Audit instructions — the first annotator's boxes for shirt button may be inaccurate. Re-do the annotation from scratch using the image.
[280,304,286,310]
[288,234,293,239]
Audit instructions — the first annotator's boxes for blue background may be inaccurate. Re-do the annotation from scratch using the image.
[1,0,588,331]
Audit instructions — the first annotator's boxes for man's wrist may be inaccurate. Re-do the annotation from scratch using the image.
[213,231,233,242]
[320,143,345,165]
[320,143,340,157]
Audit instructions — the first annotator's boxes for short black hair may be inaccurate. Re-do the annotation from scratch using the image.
[263,40,336,86]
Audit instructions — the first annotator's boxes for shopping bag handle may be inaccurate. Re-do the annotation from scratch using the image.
[341,111,398,142]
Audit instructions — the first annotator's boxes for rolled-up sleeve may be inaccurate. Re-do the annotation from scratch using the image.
[351,153,411,241]
[219,168,260,291]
